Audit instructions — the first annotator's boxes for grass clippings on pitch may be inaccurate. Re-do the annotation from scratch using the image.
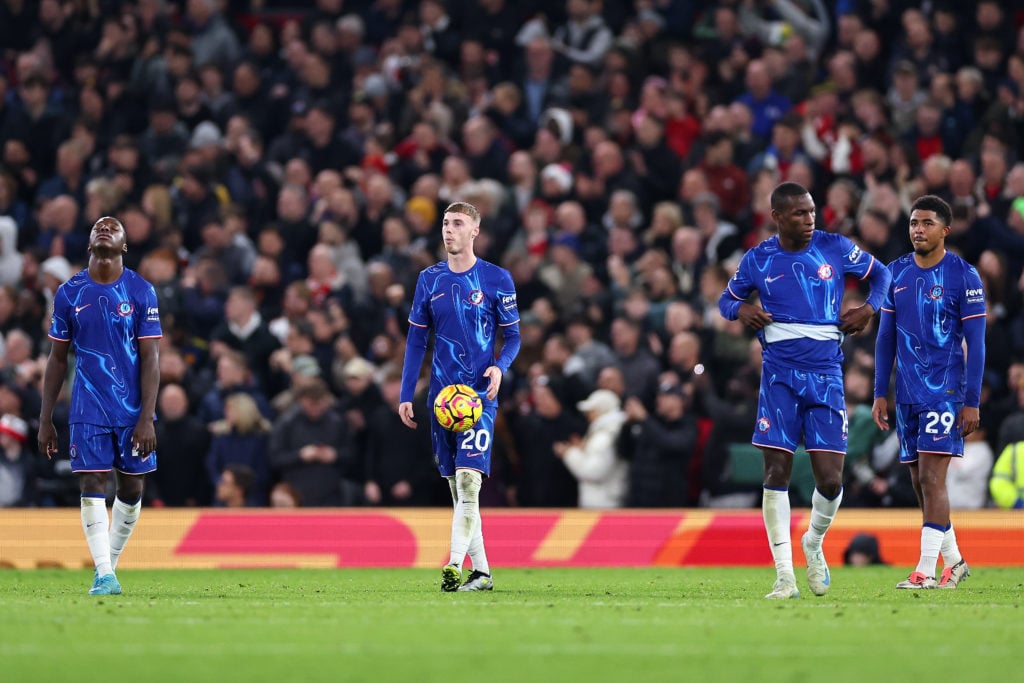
[1,567,1021,683]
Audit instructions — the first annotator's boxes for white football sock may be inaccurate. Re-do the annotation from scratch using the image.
[449,470,482,570]
[915,525,944,577]
[805,487,843,549]
[81,495,112,577]
[448,476,489,576]
[763,487,794,581]
[109,496,142,571]
[941,523,962,566]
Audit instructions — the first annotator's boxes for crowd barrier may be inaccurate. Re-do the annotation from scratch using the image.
[1,508,1022,570]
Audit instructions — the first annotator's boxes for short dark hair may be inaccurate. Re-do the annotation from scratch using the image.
[224,464,256,495]
[770,182,810,212]
[910,194,952,226]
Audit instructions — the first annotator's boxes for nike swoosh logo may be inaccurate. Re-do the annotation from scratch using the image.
[773,541,789,546]
[75,304,92,313]
[124,520,136,526]
[431,293,446,301]
[766,275,785,283]
[894,287,908,293]
[86,522,103,528]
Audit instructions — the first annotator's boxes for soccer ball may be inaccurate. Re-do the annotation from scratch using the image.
[433,384,483,432]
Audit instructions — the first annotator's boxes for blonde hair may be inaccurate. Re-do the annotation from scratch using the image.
[225,392,271,435]
[444,202,481,224]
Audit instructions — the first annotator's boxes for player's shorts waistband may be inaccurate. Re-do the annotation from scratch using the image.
[763,322,843,344]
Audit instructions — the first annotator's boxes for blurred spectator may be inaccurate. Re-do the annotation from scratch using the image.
[553,388,628,509]
[207,392,272,505]
[363,368,438,506]
[268,378,357,506]
[151,383,211,507]
[0,413,33,506]
[209,286,281,392]
[622,382,698,507]
[214,463,257,508]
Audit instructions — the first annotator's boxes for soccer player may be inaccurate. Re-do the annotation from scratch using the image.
[38,216,162,595]
[719,182,892,599]
[872,195,983,590]
[399,202,521,592]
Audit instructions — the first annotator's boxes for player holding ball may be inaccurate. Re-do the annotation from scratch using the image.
[399,202,521,592]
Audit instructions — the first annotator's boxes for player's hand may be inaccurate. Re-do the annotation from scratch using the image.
[839,303,875,336]
[132,419,157,456]
[38,420,58,460]
[958,406,980,437]
[483,366,502,401]
[737,303,773,330]
[398,401,417,429]
[871,397,890,431]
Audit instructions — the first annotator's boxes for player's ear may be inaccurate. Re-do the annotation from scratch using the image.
[123,244,128,252]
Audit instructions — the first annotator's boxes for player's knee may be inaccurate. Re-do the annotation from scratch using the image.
[455,469,481,502]
[816,480,842,499]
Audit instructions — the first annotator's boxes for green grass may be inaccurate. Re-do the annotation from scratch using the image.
[2,567,1022,683]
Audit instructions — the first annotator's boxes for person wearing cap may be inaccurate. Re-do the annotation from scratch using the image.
[38,215,163,596]
[398,201,521,592]
[0,413,34,506]
[552,389,629,509]
[719,182,891,599]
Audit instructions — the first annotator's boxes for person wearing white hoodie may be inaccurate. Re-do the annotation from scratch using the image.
[554,389,629,508]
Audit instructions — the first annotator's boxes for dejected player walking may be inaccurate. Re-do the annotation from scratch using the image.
[873,195,984,590]
[398,202,521,592]
[38,216,161,595]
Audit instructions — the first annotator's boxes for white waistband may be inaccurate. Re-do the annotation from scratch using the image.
[763,322,843,344]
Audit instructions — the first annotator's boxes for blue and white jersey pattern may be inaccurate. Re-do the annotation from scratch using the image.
[723,231,880,373]
[407,259,519,405]
[881,251,986,405]
[48,268,162,427]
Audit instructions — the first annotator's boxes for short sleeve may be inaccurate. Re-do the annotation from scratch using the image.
[48,285,72,342]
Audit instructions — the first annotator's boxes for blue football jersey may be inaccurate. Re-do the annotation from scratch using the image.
[406,259,519,403]
[880,252,986,405]
[48,268,162,426]
[722,231,881,373]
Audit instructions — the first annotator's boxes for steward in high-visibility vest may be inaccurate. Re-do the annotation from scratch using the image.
[990,442,1024,509]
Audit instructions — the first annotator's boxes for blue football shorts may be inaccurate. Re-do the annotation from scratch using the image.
[894,401,965,463]
[431,403,495,478]
[69,423,158,475]
[752,366,847,455]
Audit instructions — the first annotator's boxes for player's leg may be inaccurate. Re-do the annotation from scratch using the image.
[762,447,798,598]
[71,423,121,595]
[894,407,937,588]
[754,367,800,598]
[801,378,847,597]
[914,452,954,579]
[109,427,155,573]
[448,476,492,591]
[109,472,144,572]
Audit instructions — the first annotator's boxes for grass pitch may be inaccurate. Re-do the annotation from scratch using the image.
[2,567,1022,683]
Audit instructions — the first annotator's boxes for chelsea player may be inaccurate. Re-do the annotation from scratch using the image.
[872,195,984,590]
[719,182,891,599]
[399,202,521,592]
[38,216,161,595]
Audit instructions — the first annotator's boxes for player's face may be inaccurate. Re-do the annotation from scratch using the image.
[88,216,127,255]
[908,209,949,257]
[772,193,816,248]
[441,211,478,256]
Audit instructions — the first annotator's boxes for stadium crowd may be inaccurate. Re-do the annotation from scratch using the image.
[1,0,1023,510]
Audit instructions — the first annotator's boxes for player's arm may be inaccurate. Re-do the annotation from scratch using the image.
[958,313,986,436]
[872,302,896,431]
[490,276,521,400]
[718,255,772,329]
[399,272,431,428]
[38,340,70,459]
[133,337,160,455]
[841,253,892,335]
